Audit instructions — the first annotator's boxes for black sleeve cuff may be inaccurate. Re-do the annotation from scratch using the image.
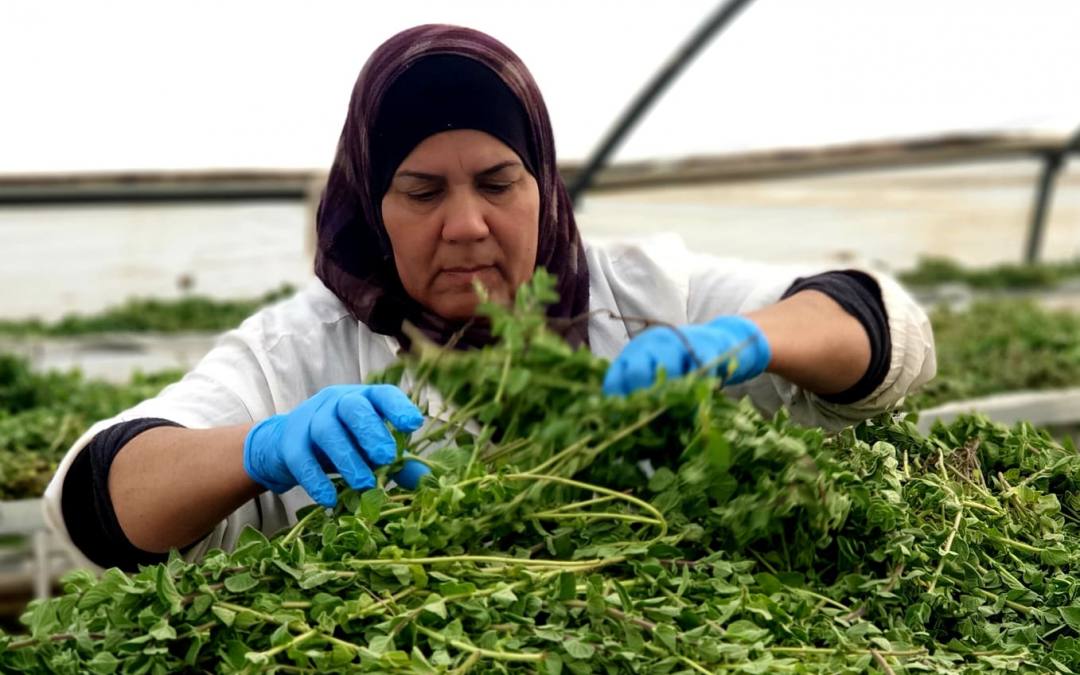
[781,270,891,405]
[61,417,184,570]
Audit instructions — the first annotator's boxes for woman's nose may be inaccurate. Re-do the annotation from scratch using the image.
[441,189,490,243]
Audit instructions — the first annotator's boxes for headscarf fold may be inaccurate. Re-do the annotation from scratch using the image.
[314,24,590,349]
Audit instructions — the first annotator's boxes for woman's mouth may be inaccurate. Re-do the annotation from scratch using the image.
[440,265,497,286]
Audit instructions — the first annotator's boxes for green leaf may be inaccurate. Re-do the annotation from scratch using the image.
[25,600,60,639]
[361,488,388,523]
[232,526,272,562]
[155,566,183,614]
[299,569,339,590]
[189,594,213,619]
[211,605,236,627]
[623,623,645,653]
[754,572,783,594]
[368,635,394,656]
[422,598,448,620]
[655,623,679,652]
[492,587,519,606]
[272,559,303,580]
[563,639,595,659]
[543,652,564,675]
[439,582,477,597]
[148,619,177,641]
[224,572,259,594]
[648,467,677,492]
[557,572,576,601]
[724,620,769,644]
[85,652,120,675]
[1061,607,1080,633]
[1042,545,1072,567]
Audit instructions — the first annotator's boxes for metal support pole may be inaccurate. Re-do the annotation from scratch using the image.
[1025,124,1080,263]
[568,0,755,206]
[32,530,49,600]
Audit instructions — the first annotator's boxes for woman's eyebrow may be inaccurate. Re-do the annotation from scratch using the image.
[394,170,441,181]
[395,160,521,181]
[476,160,521,178]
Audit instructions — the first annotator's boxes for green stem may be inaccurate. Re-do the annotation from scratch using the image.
[990,535,1044,555]
[789,588,852,613]
[968,650,1028,658]
[493,350,512,404]
[1009,455,1075,493]
[450,651,482,674]
[936,448,950,484]
[7,632,106,650]
[414,624,545,662]
[530,511,662,526]
[246,628,318,663]
[538,493,625,513]
[526,409,665,477]
[478,436,533,465]
[973,588,1034,615]
[505,473,668,539]
[508,437,593,480]
[642,643,711,674]
[564,599,656,631]
[281,507,324,547]
[346,554,610,569]
[960,499,1003,516]
[747,548,778,575]
[525,373,594,392]
[461,423,491,479]
[676,655,713,675]
[407,395,485,454]
[871,649,897,675]
[215,602,290,626]
[768,646,926,657]
[315,632,381,660]
[341,588,415,621]
[928,507,964,593]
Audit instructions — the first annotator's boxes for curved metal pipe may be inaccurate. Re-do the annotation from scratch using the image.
[567,0,756,206]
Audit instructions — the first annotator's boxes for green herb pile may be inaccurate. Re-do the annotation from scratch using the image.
[0,285,295,337]
[909,299,1080,410]
[0,355,179,500]
[900,256,1080,291]
[4,273,1080,673]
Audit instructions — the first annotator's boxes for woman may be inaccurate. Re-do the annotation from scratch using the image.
[44,25,935,572]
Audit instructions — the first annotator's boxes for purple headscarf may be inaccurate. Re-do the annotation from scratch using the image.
[314,24,590,349]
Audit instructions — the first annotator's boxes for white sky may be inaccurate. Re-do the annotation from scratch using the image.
[2,0,1079,174]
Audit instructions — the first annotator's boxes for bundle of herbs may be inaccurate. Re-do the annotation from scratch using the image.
[0,285,296,337]
[4,272,1080,673]
[908,299,1080,410]
[899,256,1080,291]
[0,355,179,500]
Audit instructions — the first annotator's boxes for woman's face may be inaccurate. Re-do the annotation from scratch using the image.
[381,129,540,321]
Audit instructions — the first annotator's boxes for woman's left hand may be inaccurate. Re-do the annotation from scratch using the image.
[602,316,772,396]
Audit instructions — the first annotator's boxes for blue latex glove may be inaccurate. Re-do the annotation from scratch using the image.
[603,315,771,396]
[243,384,428,507]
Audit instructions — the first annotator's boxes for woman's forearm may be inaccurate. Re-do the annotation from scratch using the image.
[746,289,872,396]
[109,424,263,553]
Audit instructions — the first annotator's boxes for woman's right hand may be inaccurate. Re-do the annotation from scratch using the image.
[242,384,427,507]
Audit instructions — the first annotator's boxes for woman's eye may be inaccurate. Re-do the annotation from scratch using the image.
[407,190,440,202]
[481,182,513,195]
